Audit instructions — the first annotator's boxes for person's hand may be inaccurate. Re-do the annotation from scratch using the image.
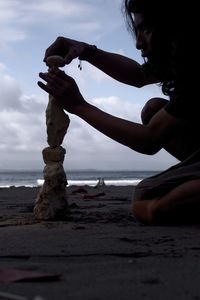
[44,37,91,66]
[38,68,86,114]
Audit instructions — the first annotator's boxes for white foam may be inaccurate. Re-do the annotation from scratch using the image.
[37,179,141,187]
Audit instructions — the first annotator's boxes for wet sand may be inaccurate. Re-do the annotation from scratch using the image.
[0,185,200,300]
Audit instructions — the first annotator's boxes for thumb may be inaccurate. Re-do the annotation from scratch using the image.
[64,47,80,64]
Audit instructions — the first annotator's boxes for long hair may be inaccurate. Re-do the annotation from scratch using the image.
[123,0,190,97]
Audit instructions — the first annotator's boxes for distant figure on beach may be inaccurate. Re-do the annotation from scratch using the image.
[96,177,105,188]
[38,0,200,225]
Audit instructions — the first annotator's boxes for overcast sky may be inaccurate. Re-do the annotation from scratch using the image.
[0,0,178,171]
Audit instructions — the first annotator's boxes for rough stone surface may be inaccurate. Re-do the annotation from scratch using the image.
[43,146,66,164]
[46,55,65,68]
[43,164,68,190]
[33,189,69,220]
[34,91,70,220]
[46,95,70,148]
[34,163,69,220]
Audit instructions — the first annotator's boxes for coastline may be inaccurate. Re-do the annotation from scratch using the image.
[0,185,200,299]
[0,169,159,188]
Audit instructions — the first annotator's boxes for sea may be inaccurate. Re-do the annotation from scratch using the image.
[0,170,160,188]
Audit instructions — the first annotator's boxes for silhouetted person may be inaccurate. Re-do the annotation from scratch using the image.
[38,0,200,225]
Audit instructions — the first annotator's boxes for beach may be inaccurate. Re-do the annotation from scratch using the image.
[0,185,200,300]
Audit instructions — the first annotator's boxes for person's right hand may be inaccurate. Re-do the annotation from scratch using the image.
[44,37,90,66]
[38,68,87,115]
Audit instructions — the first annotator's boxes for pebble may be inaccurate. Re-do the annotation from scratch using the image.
[46,55,65,67]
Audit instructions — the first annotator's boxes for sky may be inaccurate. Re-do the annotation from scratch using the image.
[0,0,178,171]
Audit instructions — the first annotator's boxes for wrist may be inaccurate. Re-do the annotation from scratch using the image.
[74,101,91,117]
[79,44,97,61]
[71,100,87,115]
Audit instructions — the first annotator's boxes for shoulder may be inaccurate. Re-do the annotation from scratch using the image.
[164,91,196,121]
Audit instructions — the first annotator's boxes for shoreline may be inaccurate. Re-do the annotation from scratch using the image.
[0,180,141,189]
[0,169,158,189]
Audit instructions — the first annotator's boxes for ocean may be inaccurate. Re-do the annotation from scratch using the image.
[0,170,160,188]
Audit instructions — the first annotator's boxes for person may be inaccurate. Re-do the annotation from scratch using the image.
[38,0,200,225]
[96,177,105,188]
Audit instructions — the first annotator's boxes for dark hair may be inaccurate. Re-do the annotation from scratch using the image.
[123,0,191,97]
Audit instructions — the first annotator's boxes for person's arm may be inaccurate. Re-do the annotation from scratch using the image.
[86,48,157,87]
[74,102,181,155]
[44,37,157,87]
[38,69,181,155]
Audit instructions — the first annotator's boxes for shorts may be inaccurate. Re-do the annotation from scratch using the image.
[134,148,200,201]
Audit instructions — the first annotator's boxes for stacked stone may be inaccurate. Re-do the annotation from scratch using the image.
[34,56,70,220]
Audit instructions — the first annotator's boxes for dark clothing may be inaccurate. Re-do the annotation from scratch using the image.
[165,93,196,121]
[138,68,200,200]
[134,148,200,201]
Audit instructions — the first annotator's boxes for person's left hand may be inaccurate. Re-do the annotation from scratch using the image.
[38,68,86,114]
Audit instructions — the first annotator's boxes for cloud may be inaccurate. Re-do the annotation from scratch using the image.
[53,94,175,171]
[0,1,177,171]
[0,1,27,50]
[0,61,176,170]
[0,1,20,23]
[0,0,83,23]
[0,0,123,50]
[0,66,46,153]
[28,0,93,18]
[0,68,22,110]
[0,63,144,169]
[55,95,142,159]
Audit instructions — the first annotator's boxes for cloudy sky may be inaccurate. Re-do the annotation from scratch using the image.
[0,0,178,171]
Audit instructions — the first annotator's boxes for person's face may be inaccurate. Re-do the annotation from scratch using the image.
[134,13,152,58]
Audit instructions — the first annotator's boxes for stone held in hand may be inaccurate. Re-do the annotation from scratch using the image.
[46,55,66,68]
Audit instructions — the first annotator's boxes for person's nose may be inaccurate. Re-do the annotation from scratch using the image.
[135,32,144,50]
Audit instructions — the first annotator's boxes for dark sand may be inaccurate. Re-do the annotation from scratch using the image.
[0,185,200,300]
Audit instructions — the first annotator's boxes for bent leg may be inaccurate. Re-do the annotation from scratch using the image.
[132,179,200,225]
[141,98,200,161]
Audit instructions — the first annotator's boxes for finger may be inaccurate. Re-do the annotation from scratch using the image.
[39,72,53,83]
[37,81,51,93]
[39,71,58,83]
[64,48,79,64]
[39,72,61,89]
[48,68,73,82]
[45,70,68,86]
[48,68,65,77]
[39,72,48,80]
[38,70,71,90]
[37,81,60,97]
[44,37,69,60]
[44,46,65,63]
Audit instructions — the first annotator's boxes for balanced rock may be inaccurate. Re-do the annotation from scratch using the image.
[46,95,70,147]
[34,163,69,220]
[34,57,70,221]
[43,146,66,164]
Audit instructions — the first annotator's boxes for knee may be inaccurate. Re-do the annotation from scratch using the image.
[131,200,156,224]
[141,97,169,125]
[132,198,181,225]
[131,201,142,221]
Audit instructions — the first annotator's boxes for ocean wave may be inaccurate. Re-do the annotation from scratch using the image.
[37,179,141,187]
